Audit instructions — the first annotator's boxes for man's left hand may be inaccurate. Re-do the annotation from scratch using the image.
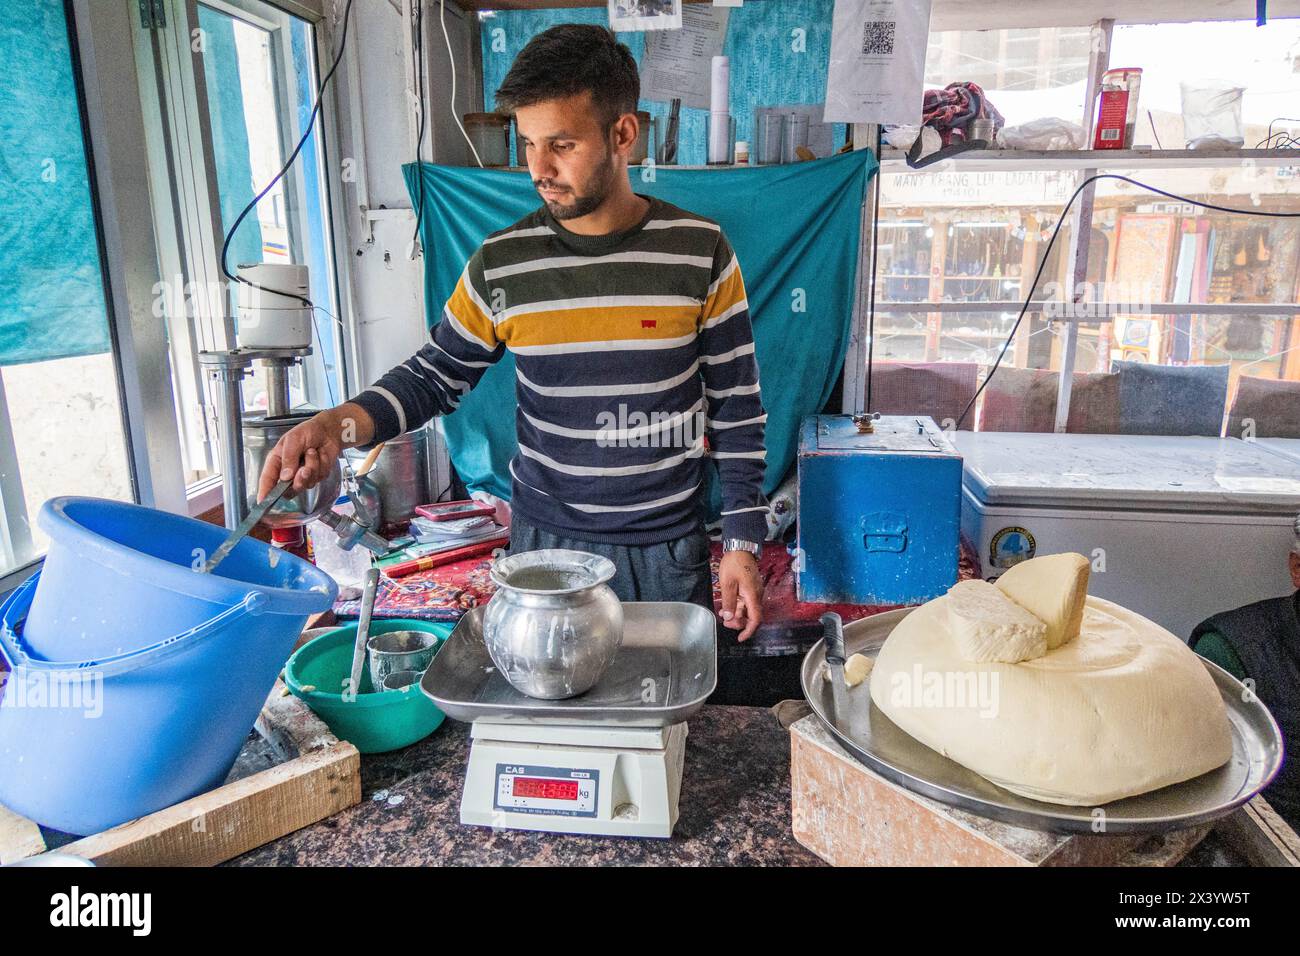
[719,550,763,642]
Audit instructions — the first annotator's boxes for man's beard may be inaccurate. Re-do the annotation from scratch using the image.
[536,148,616,221]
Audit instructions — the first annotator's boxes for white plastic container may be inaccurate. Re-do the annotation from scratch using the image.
[237,263,312,349]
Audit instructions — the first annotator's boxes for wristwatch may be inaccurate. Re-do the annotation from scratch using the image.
[722,538,762,558]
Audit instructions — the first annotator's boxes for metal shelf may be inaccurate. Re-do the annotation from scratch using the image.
[880,147,1300,172]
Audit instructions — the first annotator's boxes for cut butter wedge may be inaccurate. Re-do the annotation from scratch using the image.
[995,552,1091,650]
[946,579,1047,663]
[844,653,874,688]
[822,653,875,687]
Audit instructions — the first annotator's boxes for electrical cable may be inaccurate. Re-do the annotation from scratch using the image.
[441,0,484,170]
[219,0,356,307]
[411,0,428,253]
[952,172,1300,430]
[1257,117,1300,149]
[864,126,883,413]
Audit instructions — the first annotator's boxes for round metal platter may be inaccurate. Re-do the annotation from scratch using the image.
[800,608,1284,835]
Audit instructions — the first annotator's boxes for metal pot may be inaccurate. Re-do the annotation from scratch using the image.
[243,412,341,529]
[343,428,430,526]
[483,549,624,700]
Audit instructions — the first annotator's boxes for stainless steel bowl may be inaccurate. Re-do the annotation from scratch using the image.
[483,549,623,700]
[243,413,342,529]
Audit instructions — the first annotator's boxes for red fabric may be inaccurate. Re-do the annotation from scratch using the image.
[921,82,1005,146]
[979,366,1059,433]
[871,362,979,430]
[1227,374,1300,439]
[334,537,981,632]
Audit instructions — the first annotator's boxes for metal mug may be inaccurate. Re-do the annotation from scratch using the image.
[366,630,439,691]
[483,549,624,700]
[968,117,997,144]
[381,669,422,692]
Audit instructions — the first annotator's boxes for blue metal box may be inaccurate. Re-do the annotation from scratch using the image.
[796,415,961,605]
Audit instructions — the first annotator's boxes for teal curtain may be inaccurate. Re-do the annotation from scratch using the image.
[403,148,875,518]
[0,0,111,366]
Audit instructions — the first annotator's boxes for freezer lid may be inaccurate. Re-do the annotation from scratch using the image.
[811,414,959,456]
[953,432,1300,513]
[1259,438,1300,467]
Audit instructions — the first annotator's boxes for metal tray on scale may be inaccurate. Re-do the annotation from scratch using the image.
[802,608,1284,835]
[422,602,716,726]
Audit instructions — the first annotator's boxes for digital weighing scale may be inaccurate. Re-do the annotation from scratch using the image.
[422,602,716,839]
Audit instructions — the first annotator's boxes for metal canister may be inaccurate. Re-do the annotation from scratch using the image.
[344,427,430,526]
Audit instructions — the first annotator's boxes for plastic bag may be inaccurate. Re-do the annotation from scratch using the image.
[1000,117,1086,151]
[1180,81,1245,149]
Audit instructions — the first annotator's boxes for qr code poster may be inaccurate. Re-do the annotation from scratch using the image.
[825,0,933,126]
[861,20,896,56]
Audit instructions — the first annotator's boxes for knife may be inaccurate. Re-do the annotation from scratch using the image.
[821,612,851,735]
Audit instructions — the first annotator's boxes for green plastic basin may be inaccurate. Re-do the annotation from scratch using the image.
[284,618,453,754]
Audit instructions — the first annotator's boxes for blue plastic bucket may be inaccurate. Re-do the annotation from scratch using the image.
[0,497,337,835]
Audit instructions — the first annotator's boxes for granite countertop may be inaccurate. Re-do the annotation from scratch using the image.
[229,704,824,866]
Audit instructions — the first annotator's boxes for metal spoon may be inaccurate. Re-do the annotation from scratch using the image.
[349,567,381,698]
[202,478,292,574]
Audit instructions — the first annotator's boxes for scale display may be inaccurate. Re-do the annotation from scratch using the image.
[493,763,599,818]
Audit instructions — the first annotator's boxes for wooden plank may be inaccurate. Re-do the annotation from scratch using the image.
[54,741,360,867]
[0,802,46,864]
[256,680,341,761]
[1214,796,1300,867]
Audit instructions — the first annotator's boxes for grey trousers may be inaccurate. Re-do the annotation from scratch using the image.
[508,514,713,610]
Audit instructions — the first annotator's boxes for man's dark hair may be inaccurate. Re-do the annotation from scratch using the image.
[495,24,639,129]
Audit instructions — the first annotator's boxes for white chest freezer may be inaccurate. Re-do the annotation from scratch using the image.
[954,432,1300,642]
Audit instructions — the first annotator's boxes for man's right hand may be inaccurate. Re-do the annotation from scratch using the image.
[256,402,375,501]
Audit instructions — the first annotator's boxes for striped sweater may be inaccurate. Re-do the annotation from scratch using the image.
[351,194,769,546]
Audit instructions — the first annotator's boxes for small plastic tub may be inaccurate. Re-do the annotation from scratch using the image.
[284,618,452,753]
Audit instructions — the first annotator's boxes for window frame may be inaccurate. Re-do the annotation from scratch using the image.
[126,0,354,514]
[0,0,361,596]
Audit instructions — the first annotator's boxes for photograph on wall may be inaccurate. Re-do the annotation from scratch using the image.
[608,0,683,33]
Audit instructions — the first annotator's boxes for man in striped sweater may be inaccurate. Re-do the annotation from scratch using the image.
[258,24,768,639]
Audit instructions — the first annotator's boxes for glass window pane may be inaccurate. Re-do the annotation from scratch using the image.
[1110,20,1300,149]
[0,2,133,574]
[925,27,1092,128]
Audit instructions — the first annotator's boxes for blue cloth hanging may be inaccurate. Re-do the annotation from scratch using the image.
[0,1,111,366]
[402,149,875,520]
